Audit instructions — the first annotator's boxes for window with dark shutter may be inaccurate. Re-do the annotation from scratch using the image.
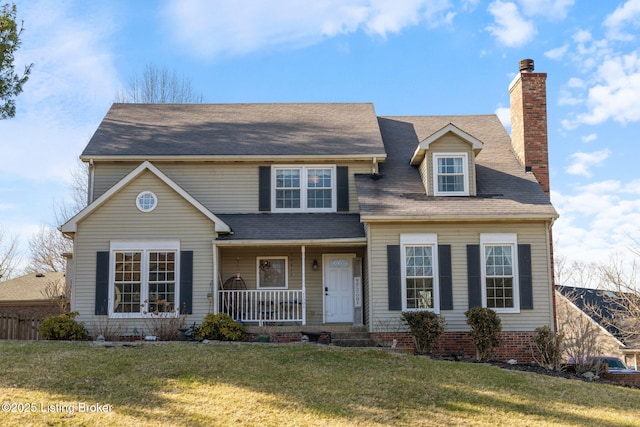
[467,245,482,308]
[95,251,109,315]
[518,244,533,309]
[180,251,194,314]
[387,245,402,311]
[438,245,453,310]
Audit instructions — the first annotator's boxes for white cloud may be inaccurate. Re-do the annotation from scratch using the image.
[574,53,640,126]
[162,0,457,59]
[581,133,597,143]
[519,0,574,21]
[565,149,611,177]
[604,0,640,41]
[1,1,119,182]
[545,44,569,60]
[494,106,510,129]
[486,1,536,47]
[552,181,640,266]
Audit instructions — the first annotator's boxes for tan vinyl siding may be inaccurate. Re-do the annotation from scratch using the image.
[92,161,371,213]
[423,135,477,196]
[72,170,216,332]
[367,221,554,333]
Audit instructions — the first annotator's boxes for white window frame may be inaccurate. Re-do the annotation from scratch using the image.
[108,241,180,318]
[271,165,337,212]
[480,233,520,313]
[256,256,289,289]
[400,234,440,313]
[432,153,469,196]
[136,191,158,212]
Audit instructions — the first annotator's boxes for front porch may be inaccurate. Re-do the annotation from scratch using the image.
[219,288,304,326]
[213,242,365,327]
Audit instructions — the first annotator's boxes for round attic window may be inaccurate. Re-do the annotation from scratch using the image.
[136,191,157,212]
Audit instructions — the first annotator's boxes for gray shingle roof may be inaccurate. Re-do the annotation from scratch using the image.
[355,115,558,219]
[215,214,365,241]
[82,103,386,158]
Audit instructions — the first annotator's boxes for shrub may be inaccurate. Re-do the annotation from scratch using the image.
[196,313,245,341]
[533,325,564,370]
[38,312,88,341]
[465,307,502,361]
[401,311,445,355]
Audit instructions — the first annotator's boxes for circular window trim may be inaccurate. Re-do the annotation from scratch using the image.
[136,191,158,213]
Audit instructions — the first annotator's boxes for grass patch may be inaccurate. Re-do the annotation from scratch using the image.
[1,341,639,426]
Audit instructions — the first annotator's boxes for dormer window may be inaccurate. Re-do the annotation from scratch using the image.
[272,165,336,212]
[433,153,469,196]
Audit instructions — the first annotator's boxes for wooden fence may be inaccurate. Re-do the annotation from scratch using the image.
[0,314,43,340]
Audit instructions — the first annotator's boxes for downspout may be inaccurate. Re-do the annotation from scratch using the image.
[88,158,95,204]
[301,245,306,326]
[212,241,218,315]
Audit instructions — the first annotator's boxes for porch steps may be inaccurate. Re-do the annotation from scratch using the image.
[330,330,375,347]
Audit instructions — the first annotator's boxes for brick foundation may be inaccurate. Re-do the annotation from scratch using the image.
[371,331,539,362]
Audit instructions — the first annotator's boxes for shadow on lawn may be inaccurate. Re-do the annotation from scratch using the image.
[1,342,639,426]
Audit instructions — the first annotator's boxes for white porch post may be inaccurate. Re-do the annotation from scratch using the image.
[212,242,218,314]
[301,245,307,326]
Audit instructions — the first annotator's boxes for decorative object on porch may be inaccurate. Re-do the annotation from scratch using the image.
[301,331,332,344]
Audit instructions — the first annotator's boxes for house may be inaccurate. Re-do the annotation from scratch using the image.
[62,59,557,360]
[0,271,67,317]
[556,285,640,369]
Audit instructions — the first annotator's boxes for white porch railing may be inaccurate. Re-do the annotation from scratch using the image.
[219,290,304,325]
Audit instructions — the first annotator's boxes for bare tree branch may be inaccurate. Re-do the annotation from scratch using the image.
[25,225,72,273]
[115,64,204,104]
[0,225,20,281]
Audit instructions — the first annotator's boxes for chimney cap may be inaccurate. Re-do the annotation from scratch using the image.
[519,59,534,72]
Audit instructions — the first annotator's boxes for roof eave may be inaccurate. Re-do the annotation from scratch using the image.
[80,154,388,163]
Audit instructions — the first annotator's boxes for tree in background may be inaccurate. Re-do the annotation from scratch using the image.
[598,256,640,348]
[115,63,204,104]
[25,225,72,273]
[0,2,31,119]
[0,225,19,281]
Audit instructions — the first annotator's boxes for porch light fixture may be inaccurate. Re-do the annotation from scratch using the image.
[206,292,213,301]
[312,259,319,271]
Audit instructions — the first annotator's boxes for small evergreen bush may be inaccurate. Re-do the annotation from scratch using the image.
[402,311,445,354]
[38,312,88,341]
[196,313,245,341]
[465,307,502,361]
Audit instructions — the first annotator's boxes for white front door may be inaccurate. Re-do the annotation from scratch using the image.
[324,255,354,323]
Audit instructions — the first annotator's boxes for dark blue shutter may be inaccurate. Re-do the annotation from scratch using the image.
[95,251,109,315]
[387,245,402,310]
[337,166,349,212]
[438,245,453,310]
[518,244,533,309]
[259,166,271,211]
[180,251,194,314]
[467,245,482,308]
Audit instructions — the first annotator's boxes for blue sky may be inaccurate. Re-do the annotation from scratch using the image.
[2,0,640,274]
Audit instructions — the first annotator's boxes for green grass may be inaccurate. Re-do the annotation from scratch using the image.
[1,341,639,426]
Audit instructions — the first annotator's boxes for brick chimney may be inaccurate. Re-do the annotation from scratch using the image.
[509,58,549,197]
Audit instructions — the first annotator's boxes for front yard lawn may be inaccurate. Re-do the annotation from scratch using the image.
[1,341,639,426]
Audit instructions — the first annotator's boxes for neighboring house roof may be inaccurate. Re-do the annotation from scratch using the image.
[355,115,558,221]
[81,103,387,160]
[0,272,66,304]
[61,161,231,234]
[216,213,365,244]
[556,285,639,348]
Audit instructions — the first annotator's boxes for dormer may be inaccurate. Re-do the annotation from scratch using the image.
[409,123,483,197]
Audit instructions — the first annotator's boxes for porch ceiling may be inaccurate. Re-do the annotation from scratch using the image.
[215,213,365,243]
